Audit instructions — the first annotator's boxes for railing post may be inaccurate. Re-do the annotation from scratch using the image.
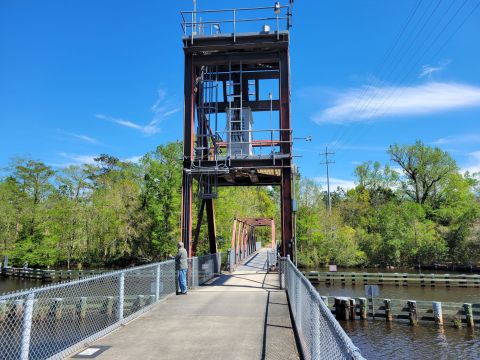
[118,272,125,321]
[295,265,302,328]
[311,302,321,360]
[192,257,198,287]
[233,9,236,42]
[20,291,34,360]
[156,264,161,302]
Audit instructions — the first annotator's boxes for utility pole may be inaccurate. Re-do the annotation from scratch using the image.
[320,147,335,213]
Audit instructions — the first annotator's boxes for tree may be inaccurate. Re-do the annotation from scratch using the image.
[388,141,457,204]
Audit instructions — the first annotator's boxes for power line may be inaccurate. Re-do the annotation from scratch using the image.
[331,0,480,165]
[327,0,428,152]
[334,0,480,162]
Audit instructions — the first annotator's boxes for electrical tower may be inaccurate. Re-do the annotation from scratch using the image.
[320,147,335,213]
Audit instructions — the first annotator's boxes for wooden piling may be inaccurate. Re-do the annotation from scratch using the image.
[334,297,350,320]
[432,301,443,326]
[49,298,63,320]
[102,296,115,316]
[11,299,24,318]
[358,298,368,319]
[463,303,474,328]
[132,295,145,312]
[407,300,418,325]
[0,300,6,322]
[384,299,392,322]
[76,297,87,319]
[349,298,356,320]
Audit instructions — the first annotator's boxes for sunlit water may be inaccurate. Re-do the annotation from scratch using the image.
[341,319,479,360]
[315,281,480,359]
[0,277,41,294]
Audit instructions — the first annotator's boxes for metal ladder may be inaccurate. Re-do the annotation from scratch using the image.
[227,60,244,161]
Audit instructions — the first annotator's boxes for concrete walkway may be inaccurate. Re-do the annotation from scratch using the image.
[74,249,299,360]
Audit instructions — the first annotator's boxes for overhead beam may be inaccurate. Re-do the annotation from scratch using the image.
[204,100,279,113]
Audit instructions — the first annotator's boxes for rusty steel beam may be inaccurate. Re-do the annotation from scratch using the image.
[192,199,206,256]
[231,219,237,250]
[279,47,293,258]
[203,100,279,113]
[205,199,217,254]
[192,52,279,66]
[181,54,195,256]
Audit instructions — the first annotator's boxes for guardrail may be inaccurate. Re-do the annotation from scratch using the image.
[305,271,480,287]
[280,257,365,360]
[0,253,222,360]
[180,4,292,43]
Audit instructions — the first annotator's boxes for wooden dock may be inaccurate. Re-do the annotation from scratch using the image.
[321,295,480,328]
[305,271,480,287]
[1,267,108,282]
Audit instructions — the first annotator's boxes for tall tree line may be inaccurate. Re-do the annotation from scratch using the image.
[0,140,478,268]
[296,141,480,267]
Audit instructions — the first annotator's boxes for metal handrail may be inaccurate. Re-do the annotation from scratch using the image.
[280,257,366,360]
[180,4,292,43]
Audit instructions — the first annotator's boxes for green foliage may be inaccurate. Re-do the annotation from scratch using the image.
[0,140,478,270]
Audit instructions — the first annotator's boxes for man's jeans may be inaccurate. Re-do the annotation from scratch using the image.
[178,268,187,294]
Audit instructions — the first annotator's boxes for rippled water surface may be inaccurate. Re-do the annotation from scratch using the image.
[315,281,480,359]
[316,283,480,303]
[341,319,479,360]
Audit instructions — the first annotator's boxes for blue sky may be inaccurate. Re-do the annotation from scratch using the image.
[1,0,480,189]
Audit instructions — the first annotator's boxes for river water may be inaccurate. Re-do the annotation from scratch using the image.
[316,282,480,359]
[2,275,480,359]
[0,277,41,295]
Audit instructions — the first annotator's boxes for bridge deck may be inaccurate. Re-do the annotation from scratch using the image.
[72,249,299,360]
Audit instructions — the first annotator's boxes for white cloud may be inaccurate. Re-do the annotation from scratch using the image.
[57,153,98,166]
[462,151,480,174]
[432,133,480,145]
[313,82,480,124]
[67,132,100,145]
[95,114,162,136]
[315,176,355,190]
[97,87,179,136]
[418,60,451,79]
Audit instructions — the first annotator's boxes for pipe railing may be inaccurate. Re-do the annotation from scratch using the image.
[181,4,292,43]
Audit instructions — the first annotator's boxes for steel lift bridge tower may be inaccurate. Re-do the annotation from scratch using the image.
[180,2,295,258]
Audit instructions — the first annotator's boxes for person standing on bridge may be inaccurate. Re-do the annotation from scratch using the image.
[175,242,188,295]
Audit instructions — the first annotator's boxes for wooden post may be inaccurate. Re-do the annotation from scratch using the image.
[76,297,87,320]
[334,297,349,320]
[12,299,24,318]
[359,298,368,320]
[0,300,6,322]
[384,299,392,322]
[102,296,115,317]
[132,295,145,313]
[49,298,63,320]
[349,298,356,320]
[432,301,443,326]
[463,303,474,328]
[407,300,418,326]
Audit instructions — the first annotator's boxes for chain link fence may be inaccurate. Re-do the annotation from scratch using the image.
[280,257,365,360]
[266,248,278,273]
[0,252,223,360]
[187,253,221,288]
